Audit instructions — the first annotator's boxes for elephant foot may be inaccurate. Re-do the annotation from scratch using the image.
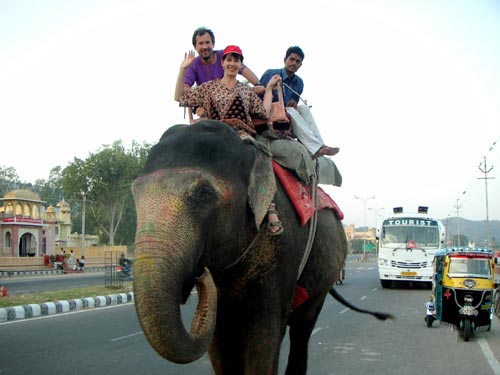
[267,204,284,236]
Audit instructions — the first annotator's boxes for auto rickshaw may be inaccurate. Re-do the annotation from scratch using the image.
[425,247,497,341]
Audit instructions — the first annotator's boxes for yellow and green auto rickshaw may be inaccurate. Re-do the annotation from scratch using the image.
[425,247,498,341]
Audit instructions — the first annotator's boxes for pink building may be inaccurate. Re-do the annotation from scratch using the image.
[0,189,72,257]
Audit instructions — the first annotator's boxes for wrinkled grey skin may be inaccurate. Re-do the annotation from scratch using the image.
[132,120,347,375]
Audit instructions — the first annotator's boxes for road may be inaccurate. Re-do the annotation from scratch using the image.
[1,272,109,295]
[1,259,500,375]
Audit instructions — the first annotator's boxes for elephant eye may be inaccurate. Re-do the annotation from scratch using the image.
[187,183,219,213]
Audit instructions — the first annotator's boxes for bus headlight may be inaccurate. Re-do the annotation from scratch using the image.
[379,259,389,267]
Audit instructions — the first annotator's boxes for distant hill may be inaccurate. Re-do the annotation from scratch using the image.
[440,218,500,247]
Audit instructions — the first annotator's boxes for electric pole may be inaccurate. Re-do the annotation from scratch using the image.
[478,156,494,247]
[453,199,462,246]
[355,195,375,261]
[81,192,86,257]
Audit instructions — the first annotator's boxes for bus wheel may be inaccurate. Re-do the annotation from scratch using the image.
[380,280,391,288]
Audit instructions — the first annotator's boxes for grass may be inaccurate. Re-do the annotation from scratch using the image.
[0,282,133,308]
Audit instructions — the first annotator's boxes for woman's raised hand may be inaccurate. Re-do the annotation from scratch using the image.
[180,50,196,69]
[266,74,282,90]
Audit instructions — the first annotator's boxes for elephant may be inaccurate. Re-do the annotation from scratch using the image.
[132,120,349,375]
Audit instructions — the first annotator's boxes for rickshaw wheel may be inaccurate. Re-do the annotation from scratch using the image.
[425,316,434,327]
[463,319,471,342]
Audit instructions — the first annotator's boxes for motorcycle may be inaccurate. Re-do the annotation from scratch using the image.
[424,300,436,327]
[118,257,133,280]
[425,247,497,341]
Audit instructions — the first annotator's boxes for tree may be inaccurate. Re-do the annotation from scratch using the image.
[31,167,64,207]
[61,140,150,246]
[0,166,21,197]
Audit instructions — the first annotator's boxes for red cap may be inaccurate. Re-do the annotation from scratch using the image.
[222,45,244,59]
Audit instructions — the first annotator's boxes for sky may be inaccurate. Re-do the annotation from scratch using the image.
[1,0,499,228]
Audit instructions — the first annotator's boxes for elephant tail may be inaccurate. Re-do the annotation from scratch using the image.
[329,288,394,321]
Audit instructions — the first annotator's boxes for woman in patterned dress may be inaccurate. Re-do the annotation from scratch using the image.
[175,45,281,137]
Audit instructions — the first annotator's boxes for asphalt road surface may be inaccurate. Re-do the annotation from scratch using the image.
[1,272,109,295]
[1,260,500,375]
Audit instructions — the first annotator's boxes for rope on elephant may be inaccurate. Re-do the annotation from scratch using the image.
[296,162,319,280]
[223,234,260,271]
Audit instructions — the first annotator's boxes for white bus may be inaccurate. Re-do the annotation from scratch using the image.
[376,206,446,288]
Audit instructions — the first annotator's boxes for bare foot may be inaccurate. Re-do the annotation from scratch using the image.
[312,145,339,159]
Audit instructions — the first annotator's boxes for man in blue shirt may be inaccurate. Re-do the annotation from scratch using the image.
[260,46,339,159]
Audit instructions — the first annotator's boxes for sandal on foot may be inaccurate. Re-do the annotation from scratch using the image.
[267,219,284,236]
[267,208,284,236]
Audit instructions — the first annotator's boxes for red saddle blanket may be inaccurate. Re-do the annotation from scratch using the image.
[272,161,344,226]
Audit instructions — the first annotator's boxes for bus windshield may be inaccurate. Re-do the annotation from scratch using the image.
[381,219,439,248]
[448,258,491,279]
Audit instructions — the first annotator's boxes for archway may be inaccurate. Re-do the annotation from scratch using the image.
[19,233,36,257]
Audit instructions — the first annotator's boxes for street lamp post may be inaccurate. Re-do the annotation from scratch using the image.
[81,192,86,258]
[368,207,384,257]
[355,195,375,261]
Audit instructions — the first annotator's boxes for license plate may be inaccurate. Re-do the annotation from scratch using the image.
[401,271,417,277]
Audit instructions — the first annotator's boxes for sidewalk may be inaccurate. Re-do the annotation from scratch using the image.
[0,267,133,323]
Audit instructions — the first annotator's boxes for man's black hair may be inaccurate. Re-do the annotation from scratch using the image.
[285,46,305,61]
[192,27,215,47]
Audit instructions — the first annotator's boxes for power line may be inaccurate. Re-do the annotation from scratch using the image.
[448,136,498,220]
[477,156,494,246]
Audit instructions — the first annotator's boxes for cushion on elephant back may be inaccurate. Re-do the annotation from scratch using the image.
[272,161,344,226]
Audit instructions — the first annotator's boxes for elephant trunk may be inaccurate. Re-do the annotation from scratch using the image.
[133,237,217,364]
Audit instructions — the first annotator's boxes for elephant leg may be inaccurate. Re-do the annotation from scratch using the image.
[208,308,288,375]
[243,319,287,375]
[285,298,326,375]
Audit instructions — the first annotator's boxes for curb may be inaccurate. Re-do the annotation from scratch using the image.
[0,292,134,323]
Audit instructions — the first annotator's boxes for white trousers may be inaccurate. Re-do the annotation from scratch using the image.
[286,105,324,155]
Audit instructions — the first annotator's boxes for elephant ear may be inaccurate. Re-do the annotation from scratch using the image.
[244,138,277,229]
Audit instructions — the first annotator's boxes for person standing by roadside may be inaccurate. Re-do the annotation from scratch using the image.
[68,250,75,270]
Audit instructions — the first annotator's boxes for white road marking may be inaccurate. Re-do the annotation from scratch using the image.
[478,335,500,375]
[360,296,367,300]
[311,327,322,336]
[110,331,144,342]
[339,308,350,314]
